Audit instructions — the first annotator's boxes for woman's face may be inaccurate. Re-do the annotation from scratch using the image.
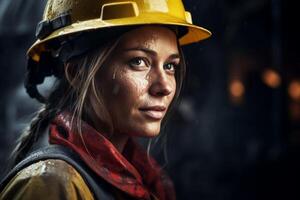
[97,25,179,137]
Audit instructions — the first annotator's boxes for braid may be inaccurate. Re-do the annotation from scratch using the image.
[11,106,50,164]
[10,79,71,166]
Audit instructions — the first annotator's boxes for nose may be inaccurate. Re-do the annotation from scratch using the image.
[149,68,174,97]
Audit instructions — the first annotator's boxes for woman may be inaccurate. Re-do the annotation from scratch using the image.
[0,0,211,199]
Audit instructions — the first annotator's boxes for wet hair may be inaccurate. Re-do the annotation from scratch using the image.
[10,26,186,166]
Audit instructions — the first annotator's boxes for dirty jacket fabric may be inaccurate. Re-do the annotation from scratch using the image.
[0,159,95,200]
[0,112,175,200]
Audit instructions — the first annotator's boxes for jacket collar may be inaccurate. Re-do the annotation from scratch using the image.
[49,112,175,200]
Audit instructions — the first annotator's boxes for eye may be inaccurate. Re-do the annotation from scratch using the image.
[164,62,178,74]
[128,57,148,69]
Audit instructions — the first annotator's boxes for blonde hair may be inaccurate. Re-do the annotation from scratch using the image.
[65,39,120,135]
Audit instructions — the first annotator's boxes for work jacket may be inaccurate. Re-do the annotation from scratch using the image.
[0,112,175,200]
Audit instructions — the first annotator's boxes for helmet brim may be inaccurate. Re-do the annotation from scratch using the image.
[28,13,211,61]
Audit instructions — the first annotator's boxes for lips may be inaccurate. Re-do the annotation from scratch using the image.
[139,106,166,120]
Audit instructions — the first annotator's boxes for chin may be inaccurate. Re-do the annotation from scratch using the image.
[132,123,161,138]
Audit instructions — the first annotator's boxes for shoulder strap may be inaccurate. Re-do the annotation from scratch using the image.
[0,145,115,200]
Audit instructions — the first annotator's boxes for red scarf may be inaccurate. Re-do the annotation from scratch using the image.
[49,112,175,200]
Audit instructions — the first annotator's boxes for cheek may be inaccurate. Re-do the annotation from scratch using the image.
[110,69,150,133]
[115,70,148,96]
[110,68,149,113]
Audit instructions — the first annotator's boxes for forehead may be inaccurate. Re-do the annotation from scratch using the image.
[116,25,179,52]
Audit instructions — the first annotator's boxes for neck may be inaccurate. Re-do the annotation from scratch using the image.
[86,113,129,153]
[109,133,130,153]
[93,124,129,153]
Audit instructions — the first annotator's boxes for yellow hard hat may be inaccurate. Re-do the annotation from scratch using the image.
[28,0,211,62]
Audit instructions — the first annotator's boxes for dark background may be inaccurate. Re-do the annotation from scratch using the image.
[0,0,299,200]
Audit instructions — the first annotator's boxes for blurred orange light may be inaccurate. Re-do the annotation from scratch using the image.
[289,80,300,101]
[229,80,245,98]
[262,69,281,88]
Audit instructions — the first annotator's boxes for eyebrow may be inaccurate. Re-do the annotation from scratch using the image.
[123,46,180,60]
